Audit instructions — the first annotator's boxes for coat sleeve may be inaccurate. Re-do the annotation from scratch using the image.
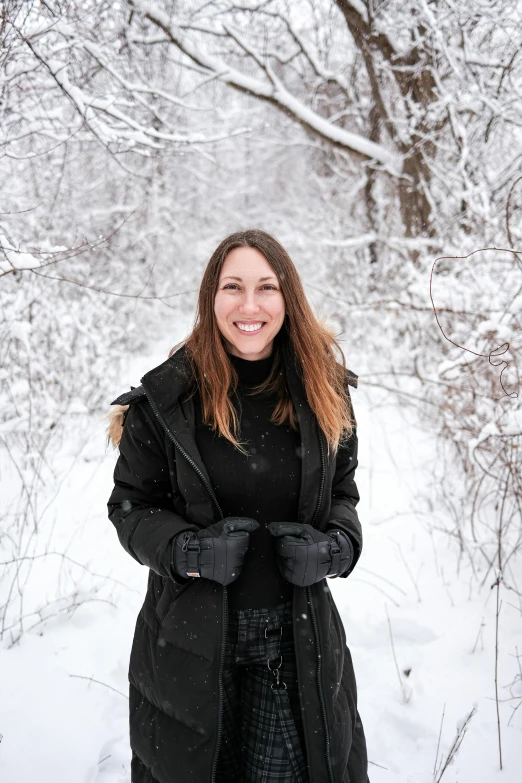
[324,381,362,577]
[107,399,197,583]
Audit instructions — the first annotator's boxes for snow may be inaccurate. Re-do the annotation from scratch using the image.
[2,1,521,777]
[128,0,399,168]
[329,398,521,782]
[0,337,520,783]
[0,234,41,273]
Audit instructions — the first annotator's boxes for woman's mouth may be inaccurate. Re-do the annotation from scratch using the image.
[234,321,265,335]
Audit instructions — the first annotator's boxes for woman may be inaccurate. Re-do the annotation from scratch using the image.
[107,229,369,783]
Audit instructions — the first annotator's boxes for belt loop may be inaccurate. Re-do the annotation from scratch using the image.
[265,623,283,639]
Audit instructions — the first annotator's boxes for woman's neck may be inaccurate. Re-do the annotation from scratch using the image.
[229,351,273,388]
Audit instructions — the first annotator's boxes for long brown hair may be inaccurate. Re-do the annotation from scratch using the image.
[170,229,355,453]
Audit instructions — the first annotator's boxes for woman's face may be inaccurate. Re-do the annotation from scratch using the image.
[214,246,286,361]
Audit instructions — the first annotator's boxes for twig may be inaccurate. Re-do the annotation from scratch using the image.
[507,645,522,726]
[368,759,388,770]
[395,541,422,601]
[3,596,116,645]
[506,174,522,248]
[493,574,503,769]
[434,707,477,782]
[0,213,130,268]
[357,566,407,595]
[493,464,509,770]
[69,673,128,699]
[350,578,401,606]
[30,267,197,302]
[0,550,141,594]
[385,604,410,703]
[471,617,485,654]
[433,703,446,776]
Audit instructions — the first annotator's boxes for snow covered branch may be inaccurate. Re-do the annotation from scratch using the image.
[126,0,399,167]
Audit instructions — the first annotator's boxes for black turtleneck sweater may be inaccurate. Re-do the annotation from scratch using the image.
[194,351,301,610]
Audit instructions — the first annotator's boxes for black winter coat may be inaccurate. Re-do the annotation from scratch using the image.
[107,340,368,783]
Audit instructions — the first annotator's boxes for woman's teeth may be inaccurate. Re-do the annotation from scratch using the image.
[235,322,264,332]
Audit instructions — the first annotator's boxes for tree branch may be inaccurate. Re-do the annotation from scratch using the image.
[127,0,399,168]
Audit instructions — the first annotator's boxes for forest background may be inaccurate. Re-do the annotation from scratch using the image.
[1,1,521,781]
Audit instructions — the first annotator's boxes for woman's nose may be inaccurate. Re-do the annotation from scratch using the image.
[238,291,260,313]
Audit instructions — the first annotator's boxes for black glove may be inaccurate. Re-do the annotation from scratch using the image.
[268,522,354,587]
[172,517,259,586]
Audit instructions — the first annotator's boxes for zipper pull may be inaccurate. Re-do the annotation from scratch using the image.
[182,531,197,552]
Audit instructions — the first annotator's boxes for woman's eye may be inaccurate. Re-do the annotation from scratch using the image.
[221,283,278,292]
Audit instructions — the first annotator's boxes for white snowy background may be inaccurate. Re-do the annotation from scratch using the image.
[1,1,521,782]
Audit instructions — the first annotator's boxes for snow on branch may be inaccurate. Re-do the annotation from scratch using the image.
[127,0,400,169]
[0,234,41,275]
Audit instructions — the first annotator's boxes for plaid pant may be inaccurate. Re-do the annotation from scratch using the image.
[215,600,309,783]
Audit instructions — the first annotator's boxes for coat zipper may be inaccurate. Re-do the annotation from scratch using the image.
[140,379,228,782]
[210,585,228,783]
[311,424,326,527]
[308,423,334,783]
[308,586,335,783]
[140,379,224,519]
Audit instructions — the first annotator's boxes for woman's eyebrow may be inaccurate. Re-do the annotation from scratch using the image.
[221,275,277,281]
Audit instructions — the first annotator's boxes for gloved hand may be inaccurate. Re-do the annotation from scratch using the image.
[172,517,259,586]
[268,522,354,587]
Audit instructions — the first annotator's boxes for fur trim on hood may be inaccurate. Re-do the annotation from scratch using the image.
[106,404,129,449]
[107,384,148,450]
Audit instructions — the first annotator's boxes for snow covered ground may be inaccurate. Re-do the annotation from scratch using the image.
[1,331,520,783]
[332,398,521,782]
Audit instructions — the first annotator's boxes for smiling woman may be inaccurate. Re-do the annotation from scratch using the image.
[214,247,286,361]
[184,231,356,454]
[107,228,368,783]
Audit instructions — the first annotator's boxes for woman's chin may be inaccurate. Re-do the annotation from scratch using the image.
[227,337,273,360]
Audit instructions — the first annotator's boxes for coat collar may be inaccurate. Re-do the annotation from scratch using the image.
[139,339,324,526]
[139,346,217,503]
